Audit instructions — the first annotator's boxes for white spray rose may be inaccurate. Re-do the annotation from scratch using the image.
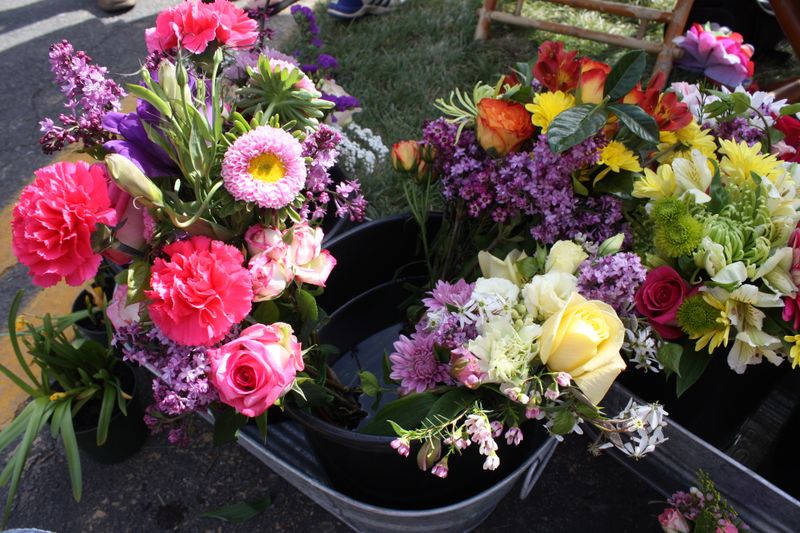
[522,272,577,320]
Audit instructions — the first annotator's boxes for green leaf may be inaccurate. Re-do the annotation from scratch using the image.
[780,103,800,116]
[574,402,600,420]
[571,175,589,196]
[422,389,476,426]
[127,260,151,305]
[359,371,381,397]
[604,50,647,100]
[676,350,712,397]
[0,401,35,452]
[96,385,116,446]
[517,256,539,281]
[707,160,728,214]
[3,398,46,526]
[294,381,334,407]
[607,103,659,144]
[126,84,172,119]
[657,343,683,376]
[730,92,751,115]
[60,406,82,503]
[547,104,609,153]
[255,411,268,444]
[593,170,637,198]
[550,409,577,435]
[50,400,68,440]
[359,392,438,436]
[252,300,280,325]
[211,405,247,446]
[703,100,729,119]
[433,344,450,364]
[295,288,318,323]
[200,495,272,523]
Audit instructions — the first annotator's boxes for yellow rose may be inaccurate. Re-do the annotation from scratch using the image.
[545,241,587,274]
[538,293,626,404]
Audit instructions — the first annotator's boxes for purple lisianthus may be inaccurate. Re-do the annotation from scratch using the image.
[103,111,177,177]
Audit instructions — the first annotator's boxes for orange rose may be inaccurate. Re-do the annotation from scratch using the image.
[475,98,535,156]
[391,140,421,172]
[578,59,610,104]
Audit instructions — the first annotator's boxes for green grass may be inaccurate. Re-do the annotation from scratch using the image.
[289,0,800,216]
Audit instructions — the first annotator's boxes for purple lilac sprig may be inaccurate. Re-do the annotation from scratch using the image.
[577,252,647,315]
[708,117,763,146]
[300,125,367,221]
[39,40,125,154]
[422,119,627,244]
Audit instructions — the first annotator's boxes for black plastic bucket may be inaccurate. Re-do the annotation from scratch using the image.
[73,362,148,464]
[289,215,548,509]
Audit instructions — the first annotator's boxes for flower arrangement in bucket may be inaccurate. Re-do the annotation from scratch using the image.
[657,471,749,533]
[12,0,368,447]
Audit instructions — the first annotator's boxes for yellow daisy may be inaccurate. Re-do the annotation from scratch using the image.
[595,141,642,183]
[525,91,575,133]
[785,334,800,369]
[718,139,783,185]
[633,164,676,200]
[657,121,716,163]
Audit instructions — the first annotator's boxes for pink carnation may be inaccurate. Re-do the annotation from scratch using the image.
[146,236,253,346]
[145,0,257,55]
[207,323,303,417]
[12,161,117,287]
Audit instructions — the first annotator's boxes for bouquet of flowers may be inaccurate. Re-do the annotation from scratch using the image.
[658,471,749,533]
[368,238,668,477]
[13,0,367,444]
[630,81,800,392]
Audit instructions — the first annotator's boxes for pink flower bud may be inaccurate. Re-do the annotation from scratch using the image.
[390,438,410,458]
[555,371,572,387]
[431,458,449,479]
[526,407,543,420]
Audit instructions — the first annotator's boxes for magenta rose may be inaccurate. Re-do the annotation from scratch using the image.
[146,236,253,346]
[783,228,800,329]
[12,161,117,288]
[634,266,695,339]
[658,508,690,533]
[207,323,303,418]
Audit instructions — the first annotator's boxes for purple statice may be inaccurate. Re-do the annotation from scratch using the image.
[710,116,763,145]
[39,40,125,154]
[321,93,361,114]
[115,325,218,442]
[577,252,646,314]
[316,53,338,70]
[292,5,322,49]
[422,119,628,244]
[389,330,451,394]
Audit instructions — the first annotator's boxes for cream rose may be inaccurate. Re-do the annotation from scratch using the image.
[545,241,587,274]
[522,272,577,320]
[538,292,626,404]
[478,249,528,285]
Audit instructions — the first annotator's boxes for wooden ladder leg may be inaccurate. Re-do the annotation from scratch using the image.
[475,0,498,41]
[653,0,695,78]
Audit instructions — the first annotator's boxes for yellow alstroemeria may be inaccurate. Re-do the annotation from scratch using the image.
[49,392,67,402]
[784,334,800,369]
[595,141,642,183]
[525,91,575,134]
[633,164,676,200]
[719,139,783,185]
[657,121,717,163]
[672,149,713,204]
[691,291,731,354]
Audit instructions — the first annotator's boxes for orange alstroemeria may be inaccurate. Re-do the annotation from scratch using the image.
[577,58,611,104]
[623,72,692,132]
[533,41,582,93]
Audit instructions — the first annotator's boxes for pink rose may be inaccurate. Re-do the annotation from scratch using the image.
[249,252,292,302]
[104,183,148,265]
[635,266,695,339]
[450,347,485,389]
[207,323,304,417]
[244,224,286,259]
[12,161,117,288]
[658,508,690,533]
[146,236,253,346]
[107,284,141,330]
[286,223,337,287]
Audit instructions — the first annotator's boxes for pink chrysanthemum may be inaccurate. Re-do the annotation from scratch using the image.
[146,236,253,346]
[12,161,117,287]
[221,126,307,209]
[389,331,451,395]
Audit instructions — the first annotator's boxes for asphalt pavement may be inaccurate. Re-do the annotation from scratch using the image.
[0,2,664,531]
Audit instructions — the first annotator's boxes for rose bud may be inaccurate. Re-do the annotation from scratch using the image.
[391,140,421,173]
